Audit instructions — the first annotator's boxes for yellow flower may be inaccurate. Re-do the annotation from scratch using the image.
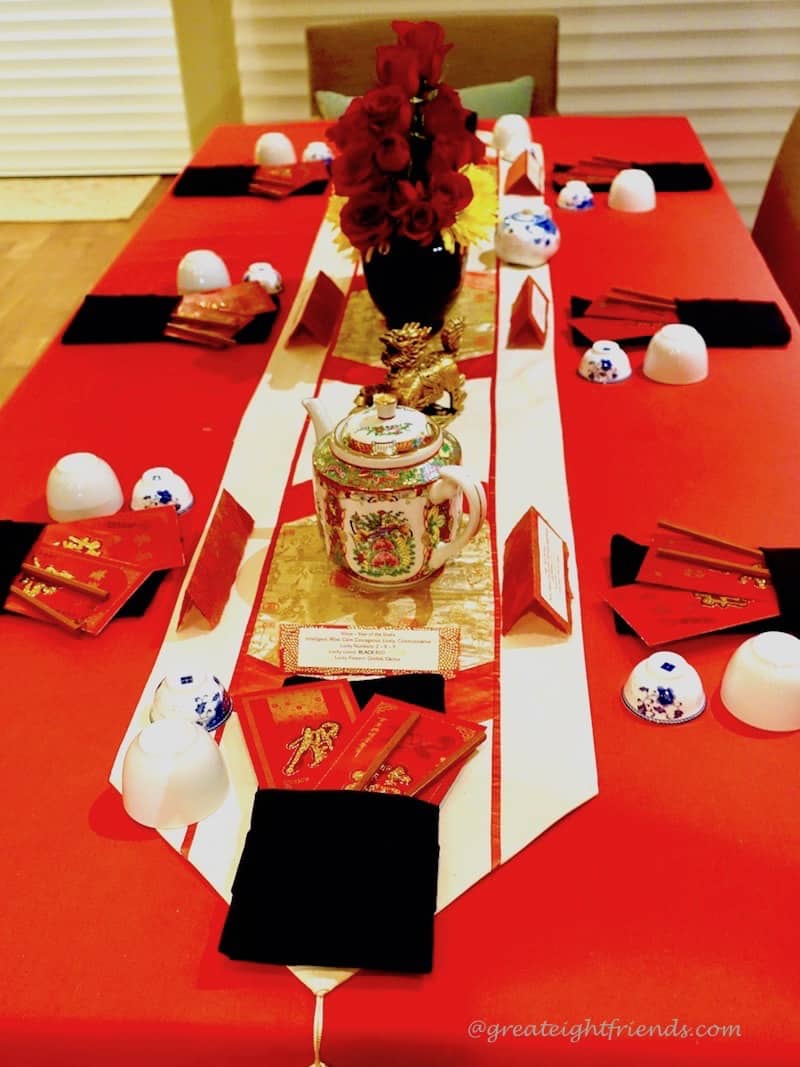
[443,164,498,251]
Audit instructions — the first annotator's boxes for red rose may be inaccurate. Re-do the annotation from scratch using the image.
[397,199,440,244]
[361,85,413,136]
[330,143,380,196]
[427,132,485,174]
[386,179,422,216]
[430,171,473,228]
[375,133,411,173]
[392,20,452,85]
[340,191,394,252]
[422,84,469,139]
[429,170,473,213]
[326,96,369,150]
[375,44,420,98]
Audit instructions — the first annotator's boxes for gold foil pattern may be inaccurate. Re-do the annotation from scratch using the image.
[248,516,495,670]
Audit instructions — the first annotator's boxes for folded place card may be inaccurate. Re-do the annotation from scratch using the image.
[219,789,439,973]
[504,149,544,195]
[287,271,345,346]
[502,506,572,635]
[178,489,253,629]
[507,275,549,348]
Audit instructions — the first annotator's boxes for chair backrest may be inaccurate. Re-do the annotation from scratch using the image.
[752,107,800,322]
[306,14,559,117]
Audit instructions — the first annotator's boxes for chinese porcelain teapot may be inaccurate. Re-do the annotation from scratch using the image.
[303,394,486,587]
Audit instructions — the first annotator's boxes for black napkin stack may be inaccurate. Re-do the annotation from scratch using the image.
[219,788,440,973]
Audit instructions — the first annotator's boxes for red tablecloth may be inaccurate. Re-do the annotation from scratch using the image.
[2,118,799,1066]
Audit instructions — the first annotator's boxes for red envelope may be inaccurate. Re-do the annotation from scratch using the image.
[5,544,149,635]
[237,680,360,789]
[313,699,419,791]
[362,697,486,796]
[44,507,186,570]
[606,582,777,646]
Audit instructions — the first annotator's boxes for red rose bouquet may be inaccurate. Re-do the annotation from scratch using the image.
[326,20,496,258]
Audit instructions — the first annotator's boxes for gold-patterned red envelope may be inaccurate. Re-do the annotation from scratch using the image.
[237,680,360,789]
[5,545,149,634]
[43,507,186,571]
[362,697,486,797]
[312,699,420,791]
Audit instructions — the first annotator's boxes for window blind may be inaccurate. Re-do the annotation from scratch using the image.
[231,0,800,226]
[0,0,190,176]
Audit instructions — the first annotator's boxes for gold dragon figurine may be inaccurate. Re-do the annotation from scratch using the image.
[355,317,467,426]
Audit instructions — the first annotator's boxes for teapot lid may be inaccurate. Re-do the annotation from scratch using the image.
[331,395,441,469]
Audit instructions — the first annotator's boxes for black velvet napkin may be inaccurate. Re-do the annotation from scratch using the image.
[570,296,791,348]
[674,300,791,348]
[61,295,277,346]
[172,165,257,197]
[219,788,440,973]
[172,165,329,199]
[553,161,713,192]
[609,534,799,637]
[282,672,446,712]
[0,519,167,619]
[62,295,180,344]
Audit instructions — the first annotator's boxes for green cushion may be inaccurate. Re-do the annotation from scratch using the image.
[459,75,534,119]
[315,74,534,122]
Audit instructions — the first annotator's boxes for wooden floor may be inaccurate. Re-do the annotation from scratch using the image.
[0,177,173,407]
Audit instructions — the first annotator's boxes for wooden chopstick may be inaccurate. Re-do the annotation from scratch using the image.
[7,585,83,631]
[604,294,677,312]
[609,286,675,306]
[656,520,763,558]
[21,563,108,600]
[656,547,769,579]
[591,155,632,167]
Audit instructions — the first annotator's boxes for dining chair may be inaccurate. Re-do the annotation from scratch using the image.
[306,13,560,118]
[752,107,800,322]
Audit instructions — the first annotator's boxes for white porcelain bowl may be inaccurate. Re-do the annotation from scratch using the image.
[622,650,706,724]
[492,113,531,154]
[720,631,800,731]
[608,168,656,213]
[150,670,232,731]
[122,719,229,829]
[254,131,297,166]
[578,341,631,383]
[176,249,231,295]
[644,323,708,385]
[46,452,124,522]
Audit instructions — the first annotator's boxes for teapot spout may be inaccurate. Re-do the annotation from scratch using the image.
[302,397,334,442]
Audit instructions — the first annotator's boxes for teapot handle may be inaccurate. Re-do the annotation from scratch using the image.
[428,466,487,572]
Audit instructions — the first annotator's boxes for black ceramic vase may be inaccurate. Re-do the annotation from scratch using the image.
[362,235,465,334]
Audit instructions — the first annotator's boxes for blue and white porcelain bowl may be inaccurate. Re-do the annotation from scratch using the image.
[131,467,193,515]
[622,651,706,725]
[243,261,284,295]
[578,341,632,383]
[495,207,561,267]
[557,180,594,211]
[301,140,333,164]
[150,671,233,732]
